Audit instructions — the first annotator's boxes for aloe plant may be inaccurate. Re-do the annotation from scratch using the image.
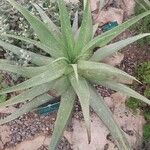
[0,0,150,149]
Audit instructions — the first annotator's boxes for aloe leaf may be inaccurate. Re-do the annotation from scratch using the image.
[0,84,51,107]
[91,33,150,62]
[1,34,64,57]
[72,11,79,34]
[98,81,150,105]
[144,0,150,7]
[57,0,74,59]
[0,40,52,66]
[92,23,99,38]
[89,85,132,150]
[0,59,15,64]
[69,74,91,143]
[0,76,70,107]
[0,60,48,78]
[99,0,105,10]
[0,94,52,125]
[135,0,149,10]
[71,64,79,82]
[32,3,65,50]
[74,0,92,59]
[83,0,87,9]
[74,28,80,42]
[49,87,76,150]
[32,3,61,37]
[80,11,150,57]
[6,0,63,58]
[78,60,138,83]
[0,62,67,94]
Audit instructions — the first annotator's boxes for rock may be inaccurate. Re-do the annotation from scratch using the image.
[104,97,114,109]
[5,135,50,150]
[90,0,114,12]
[0,125,11,145]
[0,141,4,150]
[111,92,145,146]
[103,52,124,66]
[64,131,72,144]
[94,7,124,25]
[122,0,135,16]
[90,0,99,11]
[70,114,115,150]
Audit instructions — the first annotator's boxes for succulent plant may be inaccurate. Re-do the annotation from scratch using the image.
[0,0,150,149]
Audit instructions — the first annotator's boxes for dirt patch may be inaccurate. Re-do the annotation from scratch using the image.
[0,112,73,150]
[119,30,150,76]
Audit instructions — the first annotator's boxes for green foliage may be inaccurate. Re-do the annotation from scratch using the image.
[0,74,7,103]
[0,0,150,149]
[126,97,142,110]
[137,62,150,83]
[144,111,150,121]
[134,0,150,46]
[128,60,150,142]
[0,94,7,103]
[126,62,150,109]
[144,88,150,97]
[143,124,150,140]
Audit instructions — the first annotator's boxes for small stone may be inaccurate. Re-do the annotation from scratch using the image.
[0,141,4,150]
[0,125,11,145]
[103,53,124,67]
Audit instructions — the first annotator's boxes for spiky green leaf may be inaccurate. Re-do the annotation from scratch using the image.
[0,40,52,66]
[1,34,63,57]
[78,60,137,83]
[89,85,131,150]
[0,76,70,108]
[71,64,79,82]
[32,3,61,38]
[6,0,64,58]
[99,0,105,10]
[72,11,79,34]
[57,0,74,59]
[74,1,92,60]
[0,60,48,78]
[49,87,76,150]
[80,11,150,58]
[0,94,52,125]
[92,23,99,38]
[99,81,150,105]
[0,62,67,94]
[69,74,91,142]
[91,33,150,61]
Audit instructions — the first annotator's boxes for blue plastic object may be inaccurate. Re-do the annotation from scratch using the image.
[37,97,60,115]
[102,21,118,32]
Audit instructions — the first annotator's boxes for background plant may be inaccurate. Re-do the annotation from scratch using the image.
[0,74,8,103]
[126,61,150,141]
[0,0,150,150]
[134,0,150,46]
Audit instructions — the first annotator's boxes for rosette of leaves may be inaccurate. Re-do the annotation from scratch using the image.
[0,0,150,149]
